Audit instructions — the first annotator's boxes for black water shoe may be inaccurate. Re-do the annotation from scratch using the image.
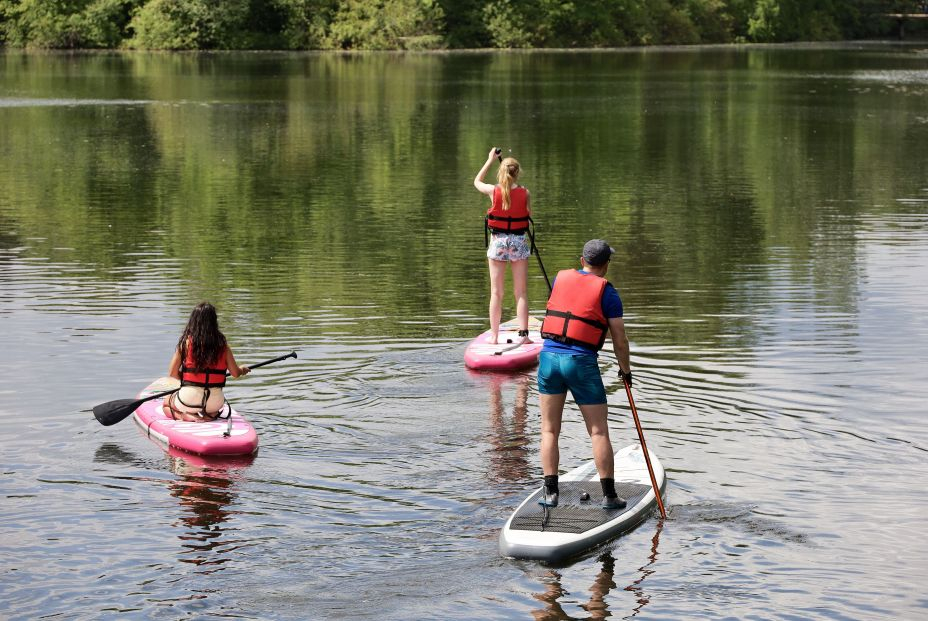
[539,490,559,508]
[601,495,626,510]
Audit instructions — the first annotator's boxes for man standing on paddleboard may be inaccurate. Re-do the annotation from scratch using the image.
[537,240,632,509]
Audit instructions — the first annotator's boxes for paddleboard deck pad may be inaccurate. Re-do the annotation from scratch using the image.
[133,377,258,457]
[500,444,665,562]
[464,316,543,371]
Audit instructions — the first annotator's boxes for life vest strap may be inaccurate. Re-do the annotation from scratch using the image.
[180,365,227,388]
[168,389,231,421]
[541,310,609,350]
[544,309,608,332]
[488,214,530,223]
[485,215,530,244]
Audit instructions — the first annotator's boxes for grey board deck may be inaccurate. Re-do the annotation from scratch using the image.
[510,481,651,534]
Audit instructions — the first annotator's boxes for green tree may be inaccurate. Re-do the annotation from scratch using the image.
[437,0,489,48]
[0,0,138,48]
[325,0,445,49]
[273,0,335,49]
[126,0,251,49]
[481,0,533,47]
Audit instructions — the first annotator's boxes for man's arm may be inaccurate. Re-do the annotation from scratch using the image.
[608,316,630,375]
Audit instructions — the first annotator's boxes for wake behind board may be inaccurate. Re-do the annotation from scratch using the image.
[132,377,258,457]
[464,316,543,371]
[500,443,666,562]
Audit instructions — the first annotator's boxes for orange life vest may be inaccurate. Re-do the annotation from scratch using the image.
[540,270,610,351]
[486,186,529,234]
[180,341,228,388]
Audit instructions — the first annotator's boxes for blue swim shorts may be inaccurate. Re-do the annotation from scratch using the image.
[537,350,607,406]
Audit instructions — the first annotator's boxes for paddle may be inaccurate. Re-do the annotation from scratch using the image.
[622,376,667,519]
[527,217,552,294]
[92,351,298,427]
[495,147,503,162]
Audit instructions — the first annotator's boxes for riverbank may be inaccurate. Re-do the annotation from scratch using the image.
[2,2,924,51]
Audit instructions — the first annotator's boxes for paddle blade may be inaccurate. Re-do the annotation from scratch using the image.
[93,398,141,426]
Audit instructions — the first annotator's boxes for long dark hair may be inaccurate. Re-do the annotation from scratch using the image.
[178,302,227,368]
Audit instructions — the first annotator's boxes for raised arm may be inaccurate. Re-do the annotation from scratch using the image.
[473,147,498,196]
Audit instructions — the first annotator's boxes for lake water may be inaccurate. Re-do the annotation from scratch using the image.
[1,43,927,620]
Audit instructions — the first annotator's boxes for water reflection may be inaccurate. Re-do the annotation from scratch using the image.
[476,372,533,484]
[531,553,618,621]
[166,451,254,572]
[622,522,663,619]
[530,522,662,620]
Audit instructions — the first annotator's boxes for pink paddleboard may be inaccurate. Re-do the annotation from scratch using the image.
[464,317,543,372]
[133,377,258,457]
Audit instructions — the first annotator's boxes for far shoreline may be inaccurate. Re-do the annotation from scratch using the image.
[1,39,926,57]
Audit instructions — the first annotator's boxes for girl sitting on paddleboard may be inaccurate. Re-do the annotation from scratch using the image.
[165,302,250,422]
[474,147,532,345]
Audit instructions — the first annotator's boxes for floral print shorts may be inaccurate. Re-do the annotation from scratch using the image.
[487,232,531,262]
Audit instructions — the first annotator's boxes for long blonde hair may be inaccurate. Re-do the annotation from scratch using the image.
[496,157,521,211]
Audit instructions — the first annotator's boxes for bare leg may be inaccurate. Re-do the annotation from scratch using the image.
[511,258,531,342]
[540,392,567,475]
[578,403,614,479]
[488,258,506,343]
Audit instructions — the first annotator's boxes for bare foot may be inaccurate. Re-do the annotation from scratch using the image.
[486,334,499,344]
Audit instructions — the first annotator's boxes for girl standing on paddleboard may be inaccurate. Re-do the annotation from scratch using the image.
[474,147,533,345]
[165,302,250,422]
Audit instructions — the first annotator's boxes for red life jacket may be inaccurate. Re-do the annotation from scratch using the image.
[486,186,529,234]
[540,270,610,351]
[180,341,228,388]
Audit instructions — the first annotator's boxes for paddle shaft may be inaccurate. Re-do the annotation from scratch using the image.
[245,351,297,372]
[527,218,552,294]
[623,378,667,519]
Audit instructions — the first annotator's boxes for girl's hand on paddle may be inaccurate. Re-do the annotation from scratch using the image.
[241,366,250,376]
[488,147,499,161]
[619,369,632,386]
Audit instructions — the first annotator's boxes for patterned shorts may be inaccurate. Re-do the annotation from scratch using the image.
[487,232,531,262]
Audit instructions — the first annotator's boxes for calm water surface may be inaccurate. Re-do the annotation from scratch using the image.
[1,44,927,620]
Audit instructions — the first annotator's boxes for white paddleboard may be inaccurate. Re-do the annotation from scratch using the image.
[499,443,665,562]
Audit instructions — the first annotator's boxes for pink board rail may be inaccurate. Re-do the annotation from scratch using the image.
[133,377,258,457]
[464,317,543,372]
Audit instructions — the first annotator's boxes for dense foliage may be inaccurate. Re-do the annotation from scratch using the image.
[0,0,925,49]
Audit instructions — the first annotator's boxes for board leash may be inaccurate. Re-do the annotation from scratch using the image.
[493,334,529,356]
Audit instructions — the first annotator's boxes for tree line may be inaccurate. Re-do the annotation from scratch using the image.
[0,0,925,50]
